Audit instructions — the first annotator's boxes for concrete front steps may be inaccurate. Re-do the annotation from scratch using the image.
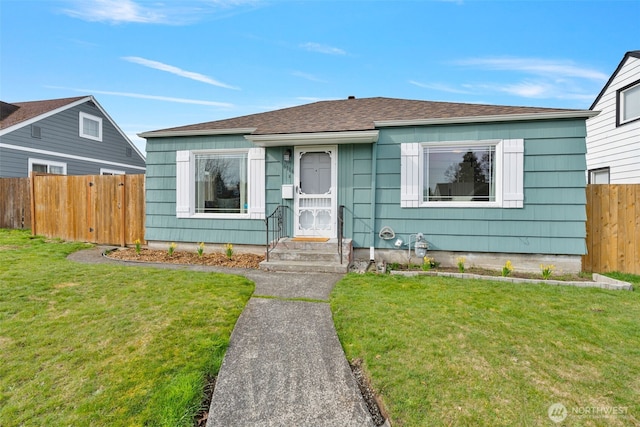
[259,238,352,273]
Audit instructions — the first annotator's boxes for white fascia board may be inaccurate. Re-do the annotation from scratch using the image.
[374,110,600,127]
[0,96,92,137]
[138,128,257,138]
[245,130,379,147]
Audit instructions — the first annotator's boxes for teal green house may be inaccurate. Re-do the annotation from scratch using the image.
[139,97,597,273]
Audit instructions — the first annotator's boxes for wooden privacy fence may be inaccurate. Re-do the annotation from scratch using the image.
[31,173,145,246]
[583,184,640,275]
[0,177,32,229]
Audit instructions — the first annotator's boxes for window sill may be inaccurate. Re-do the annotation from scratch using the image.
[189,213,251,219]
[420,201,502,208]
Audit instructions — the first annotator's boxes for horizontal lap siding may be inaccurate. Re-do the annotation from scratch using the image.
[586,56,640,183]
[0,102,145,177]
[373,120,588,255]
[338,145,373,247]
[145,135,268,245]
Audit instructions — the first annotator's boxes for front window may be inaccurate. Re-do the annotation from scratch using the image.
[195,151,247,214]
[619,81,640,125]
[79,112,103,141]
[423,144,496,203]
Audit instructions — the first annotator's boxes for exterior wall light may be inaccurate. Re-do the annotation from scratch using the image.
[415,233,428,258]
[283,149,292,162]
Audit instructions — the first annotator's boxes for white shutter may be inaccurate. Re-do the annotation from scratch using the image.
[401,143,421,207]
[248,147,266,219]
[175,150,193,218]
[502,139,524,208]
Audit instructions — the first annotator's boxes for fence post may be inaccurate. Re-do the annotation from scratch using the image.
[120,175,126,247]
[29,173,36,236]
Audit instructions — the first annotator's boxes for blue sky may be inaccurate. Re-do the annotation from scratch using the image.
[1,0,638,154]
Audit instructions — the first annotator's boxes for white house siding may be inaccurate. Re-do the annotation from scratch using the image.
[586,55,640,183]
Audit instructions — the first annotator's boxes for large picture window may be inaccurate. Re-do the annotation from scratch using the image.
[175,147,265,219]
[401,139,523,209]
[195,152,247,214]
[424,145,495,202]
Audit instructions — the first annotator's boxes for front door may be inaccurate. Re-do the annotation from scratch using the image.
[294,146,337,238]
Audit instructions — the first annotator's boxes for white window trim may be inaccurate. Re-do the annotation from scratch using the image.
[401,139,523,209]
[175,147,265,220]
[619,81,640,125]
[100,168,125,175]
[79,112,103,142]
[28,158,67,175]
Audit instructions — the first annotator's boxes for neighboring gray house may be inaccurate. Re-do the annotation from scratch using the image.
[140,97,597,273]
[586,50,640,183]
[0,95,145,177]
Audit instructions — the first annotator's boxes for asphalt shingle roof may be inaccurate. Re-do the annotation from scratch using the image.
[149,97,582,136]
[0,96,88,130]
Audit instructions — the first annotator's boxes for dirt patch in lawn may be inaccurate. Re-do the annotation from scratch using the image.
[107,248,265,269]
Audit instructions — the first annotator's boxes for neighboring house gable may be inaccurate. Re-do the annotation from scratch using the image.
[0,96,146,177]
[140,97,596,272]
[586,50,640,183]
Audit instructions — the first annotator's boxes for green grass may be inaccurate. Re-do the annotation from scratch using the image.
[603,271,640,287]
[331,273,640,426]
[0,229,254,427]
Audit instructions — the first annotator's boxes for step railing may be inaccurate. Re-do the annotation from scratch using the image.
[265,205,288,262]
[337,205,345,264]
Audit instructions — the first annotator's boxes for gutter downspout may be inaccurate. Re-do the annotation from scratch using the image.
[369,141,378,261]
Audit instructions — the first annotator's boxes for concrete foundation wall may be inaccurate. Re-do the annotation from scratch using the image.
[354,248,583,274]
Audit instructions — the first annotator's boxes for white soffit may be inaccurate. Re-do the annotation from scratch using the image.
[245,130,379,147]
[138,128,257,138]
[374,110,600,127]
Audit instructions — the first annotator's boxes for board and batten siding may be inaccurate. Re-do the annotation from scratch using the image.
[145,134,267,245]
[372,119,589,256]
[586,55,640,183]
[0,101,145,177]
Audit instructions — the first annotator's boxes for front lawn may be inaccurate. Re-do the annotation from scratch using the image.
[0,229,253,427]
[332,273,640,426]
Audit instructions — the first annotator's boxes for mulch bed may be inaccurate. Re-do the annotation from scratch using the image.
[106,248,264,269]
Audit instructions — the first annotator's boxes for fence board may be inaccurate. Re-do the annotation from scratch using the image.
[0,178,32,229]
[583,184,640,275]
[31,174,145,246]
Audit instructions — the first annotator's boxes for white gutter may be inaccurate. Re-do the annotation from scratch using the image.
[245,130,379,147]
[138,128,257,138]
[374,110,600,127]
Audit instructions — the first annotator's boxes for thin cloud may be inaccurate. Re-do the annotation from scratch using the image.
[455,57,608,81]
[122,56,239,89]
[444,56,606,103]
[291,71,326,83]
[494,81,594,101]
[61,0,260,25]
[62,0,168,24]
[46,86,234,107]
[300,42,346,55]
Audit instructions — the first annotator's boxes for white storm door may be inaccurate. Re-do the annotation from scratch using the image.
[294,146,337,237]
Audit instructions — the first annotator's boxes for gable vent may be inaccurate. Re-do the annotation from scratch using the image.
[31,125,41,139]
[126,147,132,157]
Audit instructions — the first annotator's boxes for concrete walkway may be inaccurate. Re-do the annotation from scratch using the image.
[68,247,376,427]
